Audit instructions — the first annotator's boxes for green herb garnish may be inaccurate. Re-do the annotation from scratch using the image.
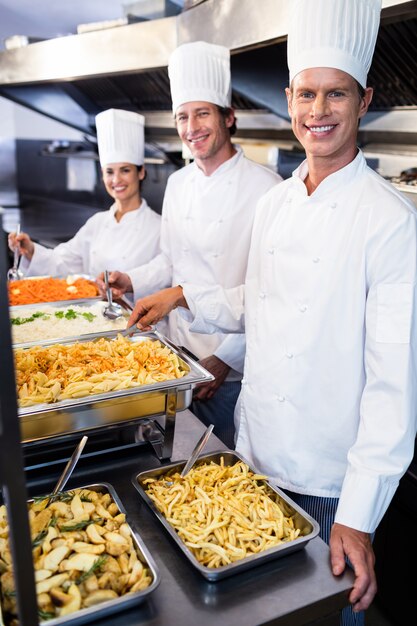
[75,555,107,586]
[59,518,103,532]
[38,609,56,621]
[11,312,48,326]
[52,309,96,322]
[31,516,57,547]
[34,490,92,505]
[32,529,49,548]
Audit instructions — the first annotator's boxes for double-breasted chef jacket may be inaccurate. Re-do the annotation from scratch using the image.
[182,150,417,532]
[128,145,282,378]
[21,200,161,279]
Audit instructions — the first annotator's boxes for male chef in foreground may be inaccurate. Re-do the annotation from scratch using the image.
[127,0,417,623]
[100,41,281,447]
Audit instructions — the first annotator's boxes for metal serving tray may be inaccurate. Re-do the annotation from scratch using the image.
[132,450,320,581]
[0,482,160,626]
[17,331,213,445]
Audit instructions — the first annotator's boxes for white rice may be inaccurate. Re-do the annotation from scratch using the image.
[11,301,129,344]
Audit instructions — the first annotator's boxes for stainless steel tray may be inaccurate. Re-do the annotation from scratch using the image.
[132,450,320,581]
[17,331,214,444]
[10,298,130,347]
[0,482,160,626]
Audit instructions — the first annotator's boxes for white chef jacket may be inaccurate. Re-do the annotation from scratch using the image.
[21,200,161,279]
[128,146,281,377]
[182,151,417,532]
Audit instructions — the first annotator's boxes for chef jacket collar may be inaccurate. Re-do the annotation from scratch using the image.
[192,144,242,181]
[109,199,146,221]
[292,150,366,198]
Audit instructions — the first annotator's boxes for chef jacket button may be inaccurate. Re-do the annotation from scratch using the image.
[299,304,307,312]
[183,248,189,253]
[259,292,266,299]
[268,248,274,255]
[277,395,286,402]
[286,352,293,359]
[241,378,246,385]
[212,253,219,258]
[286,197,292,203]
[330,202,337,209]
[218,219,223,224]
[312,257,320,263]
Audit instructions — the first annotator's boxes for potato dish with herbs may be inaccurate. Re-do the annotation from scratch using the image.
[0,488,152,624]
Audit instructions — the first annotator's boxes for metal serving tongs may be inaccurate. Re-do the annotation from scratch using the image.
[102,270,123,320]
[7,223,24,281]
[45,435,88,505]
[180,424,214,478]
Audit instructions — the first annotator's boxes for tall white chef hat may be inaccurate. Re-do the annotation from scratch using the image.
[168,41,232,114]
[287,0,382,88]
[95,109,145,167]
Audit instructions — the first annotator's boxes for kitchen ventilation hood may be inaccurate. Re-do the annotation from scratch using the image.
[0,0,415,144]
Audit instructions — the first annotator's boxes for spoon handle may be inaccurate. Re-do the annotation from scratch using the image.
[51,435,88,496]
[180,424,214,478]
[104,270,113,306]
[13,223,21,268]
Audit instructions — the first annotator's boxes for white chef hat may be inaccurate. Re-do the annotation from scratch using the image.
[287,0,382,88]
[95,109,145,167]
[168,41,232,114]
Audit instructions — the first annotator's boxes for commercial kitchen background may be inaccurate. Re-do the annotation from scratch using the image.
[0,1,416,625]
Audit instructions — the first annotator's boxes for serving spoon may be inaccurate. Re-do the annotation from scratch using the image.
[102,270,123,320]
[45,435,88,505]
[7,223,24,281]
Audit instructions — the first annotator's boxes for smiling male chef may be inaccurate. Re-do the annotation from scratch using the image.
[102,41,281,447]
[127,1,417,623]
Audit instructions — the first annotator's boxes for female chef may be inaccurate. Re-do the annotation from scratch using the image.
[8,108,161,278]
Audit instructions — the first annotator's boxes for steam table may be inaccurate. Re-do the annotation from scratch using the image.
[26,410,354,626]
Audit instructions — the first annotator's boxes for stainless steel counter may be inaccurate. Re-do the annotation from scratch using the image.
[24,410,354,626]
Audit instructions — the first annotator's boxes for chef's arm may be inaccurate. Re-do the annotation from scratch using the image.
[19,231,86,277]
[214,334,246,374]
[335,212,417,533]
[127,282,245,333]
[127,251,173,299]
[127,285,186,329]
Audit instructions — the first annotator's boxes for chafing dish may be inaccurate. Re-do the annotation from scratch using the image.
[132,450,320,581]
[16,331,213,460]
[0,482,160,626]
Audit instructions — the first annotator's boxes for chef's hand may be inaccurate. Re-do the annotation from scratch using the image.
[329,522,377,612]
[96,271,133,299]
[127,286,187,330]
[193,355,230,401]
[8,231,34,260]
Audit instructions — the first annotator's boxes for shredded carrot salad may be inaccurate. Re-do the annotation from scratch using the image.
[8,276,99,306]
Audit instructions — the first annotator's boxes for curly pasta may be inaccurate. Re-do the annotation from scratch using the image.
[15,335,188,407]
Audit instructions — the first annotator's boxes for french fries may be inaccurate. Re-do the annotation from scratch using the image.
[0,489,153,623]
[143,458,301,568]
[15,335,188,408]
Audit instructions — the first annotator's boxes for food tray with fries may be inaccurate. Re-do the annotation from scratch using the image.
[15,331,214,445]
[0,482,160,626]
[10,298,130,346]
[7,274,100,307]
[132,450,320,581]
